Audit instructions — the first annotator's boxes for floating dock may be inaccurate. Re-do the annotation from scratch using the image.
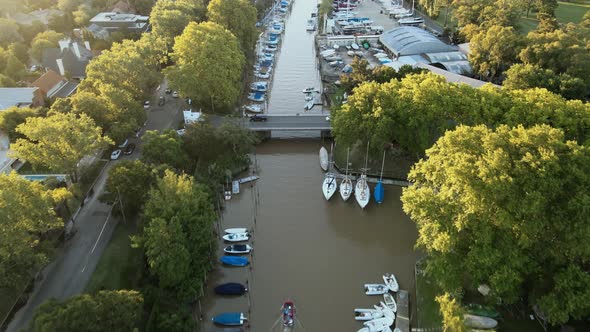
[238,175,259,184]
[395,289,410,332]
[232,180,240,194]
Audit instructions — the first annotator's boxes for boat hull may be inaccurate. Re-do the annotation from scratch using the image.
[223,244,253,254]
[340,177,353,201]
[214,283,247,295]
[355,177,370,208]
[322,174,337,200]
[222,232,250,242]
[220,255,249,267]
[319,147,329,171]
[364,283,388,295]
[224,228,248,234]
[354,308,385,321]
[282,300,296,327]
[212,312,247,326]
[374,181,384,204]
[383,273,399,292]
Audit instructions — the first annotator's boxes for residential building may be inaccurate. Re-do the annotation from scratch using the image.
[31,70,78,100]
[42,38,94,80]
[89,12,149,33]
[0,88,42,174]
[10,9,63,26]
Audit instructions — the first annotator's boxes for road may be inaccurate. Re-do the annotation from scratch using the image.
[210,114,332,131]
[5,81,185,332]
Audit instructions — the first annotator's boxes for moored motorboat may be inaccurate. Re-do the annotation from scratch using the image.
[250,81,268,92]
[322,173,337,200]
[364,283,388,295]
[225,228,248,234]
[354,307,385,321]
[214,282,248,295]
[281,300,296,327]
[224,244,253,254]
[383,273,399,292]
[383,295,398,313]
[319,146,329,171]
[220,255,249,267]
[212,312,248,326]
[243,104,264,113]
[222,232,250,242]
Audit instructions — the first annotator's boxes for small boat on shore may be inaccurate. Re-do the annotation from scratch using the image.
[220,255,249,267]
[464,314,498,329]
[319,146,329,171]
[212,312,248,326]
[224,244,253,254]
[383,273,399,292]
[281,300,296,327]
[243,104,264,113]
[364,284,388,295]
[214,283,248,295]
[340,148,353,201]
[322,173,337,200]
[225,228,248,234]
[222,232,250,242]
[383,295,397,313]
[248,92,265,102]
[354,307,385,321]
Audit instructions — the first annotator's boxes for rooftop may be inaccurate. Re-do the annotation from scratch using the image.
[90,12,148,23]
[0,88,39,110]
[379,26,455,56]
[415,63,497,89]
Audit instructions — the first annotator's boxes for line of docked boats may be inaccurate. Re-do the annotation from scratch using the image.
[321,143,386,208]
[356,273,400,332]
[243,0,292,115]
[212,227,253,327]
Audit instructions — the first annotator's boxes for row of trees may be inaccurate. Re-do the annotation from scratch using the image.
[332,72,590,155]
[401,124,590,325]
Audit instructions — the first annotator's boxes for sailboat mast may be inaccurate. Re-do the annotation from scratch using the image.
[380,151,386,180]
[364,141,370,171]
[345,148,350,176]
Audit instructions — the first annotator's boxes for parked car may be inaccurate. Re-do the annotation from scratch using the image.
[249,115,268,122]
[117,139,128,148]
[111,150,122,160]
[165,88,172,94]
[176,129,186,136]
[144,101,150,109]
[172,91,179,98]
[158,96,165,106]
[123,143,136,155]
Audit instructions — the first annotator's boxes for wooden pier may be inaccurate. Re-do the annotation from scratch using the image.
[396,289,410,332]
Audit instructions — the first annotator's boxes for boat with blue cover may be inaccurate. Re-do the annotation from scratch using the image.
[214,282,248,295]
[248,92,265,102]
[212,312,248,326]
[374,151,386,204]
[220,255,249,266]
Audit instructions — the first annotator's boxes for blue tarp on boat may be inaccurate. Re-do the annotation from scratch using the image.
[374,181,384,204]
[215,282,247,295]
[221,255,249,266]
[212,312,244,326]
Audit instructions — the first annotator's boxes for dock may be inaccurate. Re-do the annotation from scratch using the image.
[396,289,410,332]
[232,181,240,194]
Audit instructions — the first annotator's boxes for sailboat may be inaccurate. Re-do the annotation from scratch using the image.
[355,142,370,209]
[374,151,385,204]
[340,148,353,201]
[322,144,337,200]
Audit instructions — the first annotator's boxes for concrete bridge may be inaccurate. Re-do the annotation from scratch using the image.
[209,114,332,135]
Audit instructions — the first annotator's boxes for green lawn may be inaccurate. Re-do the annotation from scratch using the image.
[85,222,144,293]
[428,2,589,34]
[415,262,443,329]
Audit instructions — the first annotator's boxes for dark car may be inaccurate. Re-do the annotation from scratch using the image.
[249,115,267,122]
[158,96,165,106]
[123,143,136,155]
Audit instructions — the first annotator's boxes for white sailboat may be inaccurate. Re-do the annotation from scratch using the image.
[322,144,337,200]
[340,147,353,201]
[355,142,371,208]
[319,146,329,171]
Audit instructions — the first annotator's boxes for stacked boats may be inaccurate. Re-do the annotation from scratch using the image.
[244,1,292,115]
[356,273,399,332]
[212,227,253,327]
[303,86,320,110]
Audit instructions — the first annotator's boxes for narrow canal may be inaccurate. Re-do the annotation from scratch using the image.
[201,1,420,331]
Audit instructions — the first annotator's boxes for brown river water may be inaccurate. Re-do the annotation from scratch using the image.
[200,140,420,331]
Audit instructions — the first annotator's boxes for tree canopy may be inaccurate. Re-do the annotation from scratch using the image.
[469,25,522,80]
[165,21,244,112]
[0,106,40,142]
[207,0,257,56]
[103,160,156,216]
[150,0,198,45]
[436,293,467,332]
[141,129,187,169]
[10,112,112,181]
[30,290,143,332]
[141,170,216,300]
[0,172,70,290]
[401,124,590,324]
[31,30,65,61]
